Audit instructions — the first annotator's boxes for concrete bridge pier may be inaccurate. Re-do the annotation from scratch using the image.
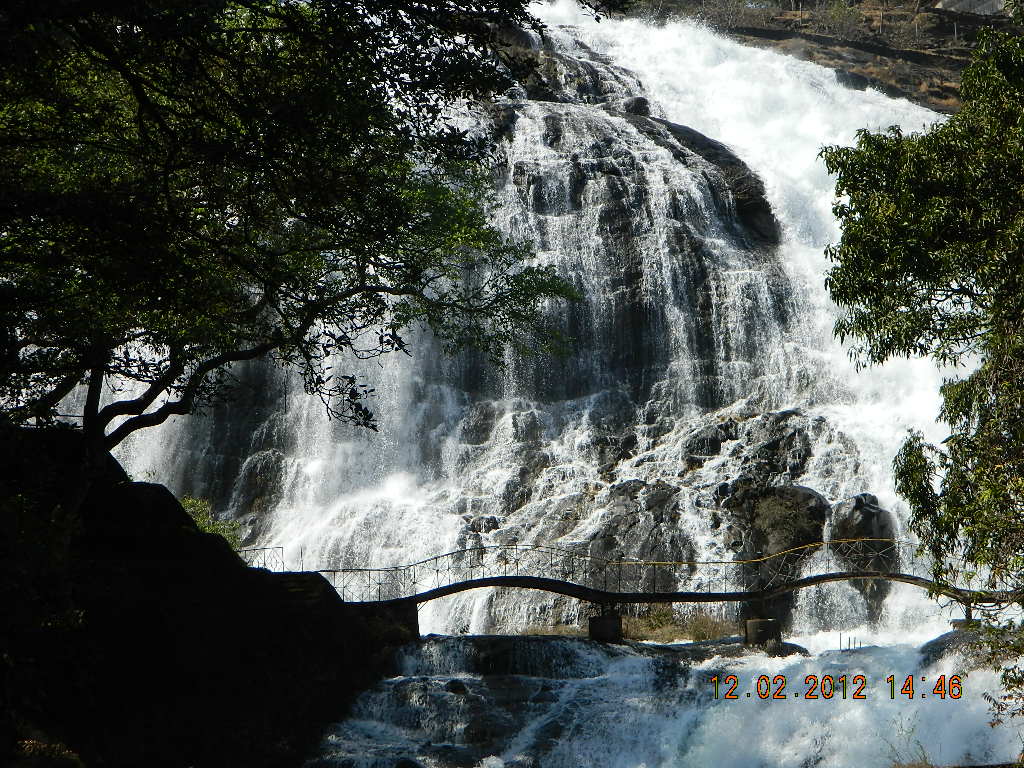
[589,605,623,643]
[744,597,781,646]
[744,617,781,646]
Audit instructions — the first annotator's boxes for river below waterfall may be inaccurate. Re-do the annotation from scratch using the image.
[118,1,1023,765]
[307,634,1017,768]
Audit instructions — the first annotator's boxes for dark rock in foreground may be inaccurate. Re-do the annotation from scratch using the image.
[0,427,411,768]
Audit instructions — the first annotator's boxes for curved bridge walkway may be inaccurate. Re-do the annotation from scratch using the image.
[243,539,1020,612]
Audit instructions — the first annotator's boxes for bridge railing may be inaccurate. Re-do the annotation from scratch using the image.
[237,546,286,571]
[312,538,930,603]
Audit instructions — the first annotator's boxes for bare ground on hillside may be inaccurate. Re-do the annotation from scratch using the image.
[622,0,1023,112]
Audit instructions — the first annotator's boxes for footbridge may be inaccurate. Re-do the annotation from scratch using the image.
[296,539,1014,608]
[240,539,1020,643]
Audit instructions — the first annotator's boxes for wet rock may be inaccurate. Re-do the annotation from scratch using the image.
[621,96,651,115]
[830,493,899,621]
[620,113,781,245]
[444,679,468,695]
[459,402,497,445]
[918,629,985,668]
[314,634,814,764]
[488,103,519,141]
[511,410,544,442]
[740,411,815,483]
[642,480,678,516]
[468,515,500,534]
[231,449,286,521]
[541,113,564,147]
[724,484,830,625]
[495,32,645,105]
[754,485,829,553]
[831,493,897,543]
[725,484,829,556]
[609,479,646,500]
[478,30,786,412]
[499,452,551,514]
[584,433,638,465]
[685,424,726,457]
[684,420,739,468]
[835,68,870,90]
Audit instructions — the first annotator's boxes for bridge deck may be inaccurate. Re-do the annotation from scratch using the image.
[340,571,1017,607]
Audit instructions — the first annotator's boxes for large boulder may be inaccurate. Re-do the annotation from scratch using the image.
[723,484,830,625]
[831,492,897,543]
[738,485,831,557]
[829,493,899,622]
[491,25,780,247]
[918,628,985,669]
[620,114,781,246]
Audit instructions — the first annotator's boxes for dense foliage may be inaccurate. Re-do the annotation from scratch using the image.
[0,0,619,451]
[182,495,243,549]
[820,23,1024,721]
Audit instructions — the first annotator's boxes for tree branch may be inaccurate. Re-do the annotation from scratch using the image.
[20,369,83,420]
[95,352,188,427]
[83,363,105,441]
[102,340,276,448]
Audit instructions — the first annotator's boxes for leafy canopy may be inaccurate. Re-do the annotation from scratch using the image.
[0,0,611,449]
[820,20,1024,721]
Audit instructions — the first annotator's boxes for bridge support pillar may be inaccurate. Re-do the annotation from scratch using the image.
[589,612,623,643]
[348,601,419,643]
[745,618,781,646]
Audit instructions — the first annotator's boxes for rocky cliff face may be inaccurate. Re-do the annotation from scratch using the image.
[626,0,1022,114]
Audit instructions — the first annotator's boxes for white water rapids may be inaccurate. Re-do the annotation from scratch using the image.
[117,2,1023,764]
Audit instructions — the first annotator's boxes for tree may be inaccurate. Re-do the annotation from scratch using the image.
[820,18,1024,722]
[0,0,622,461]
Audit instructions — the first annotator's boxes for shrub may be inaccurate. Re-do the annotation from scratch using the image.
[181,496,243,549]
[814,0,864,40]
[624,606,740,642]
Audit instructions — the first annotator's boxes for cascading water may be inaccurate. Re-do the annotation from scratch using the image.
[116,2,1023,764]
[312,636,1014,767]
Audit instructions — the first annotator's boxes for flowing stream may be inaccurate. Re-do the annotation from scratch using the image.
[117,2,1023,764]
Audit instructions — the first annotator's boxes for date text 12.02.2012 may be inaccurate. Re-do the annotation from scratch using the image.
[709,674,963,700]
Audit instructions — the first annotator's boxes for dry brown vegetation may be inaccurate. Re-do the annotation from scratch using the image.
[522,607,741,643]
[520,623,588,637]
[629,0,1011,54]
[624,606,741,642]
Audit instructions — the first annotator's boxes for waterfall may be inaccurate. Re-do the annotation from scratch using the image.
[121,0,950,638]
[112,4,1024,765]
